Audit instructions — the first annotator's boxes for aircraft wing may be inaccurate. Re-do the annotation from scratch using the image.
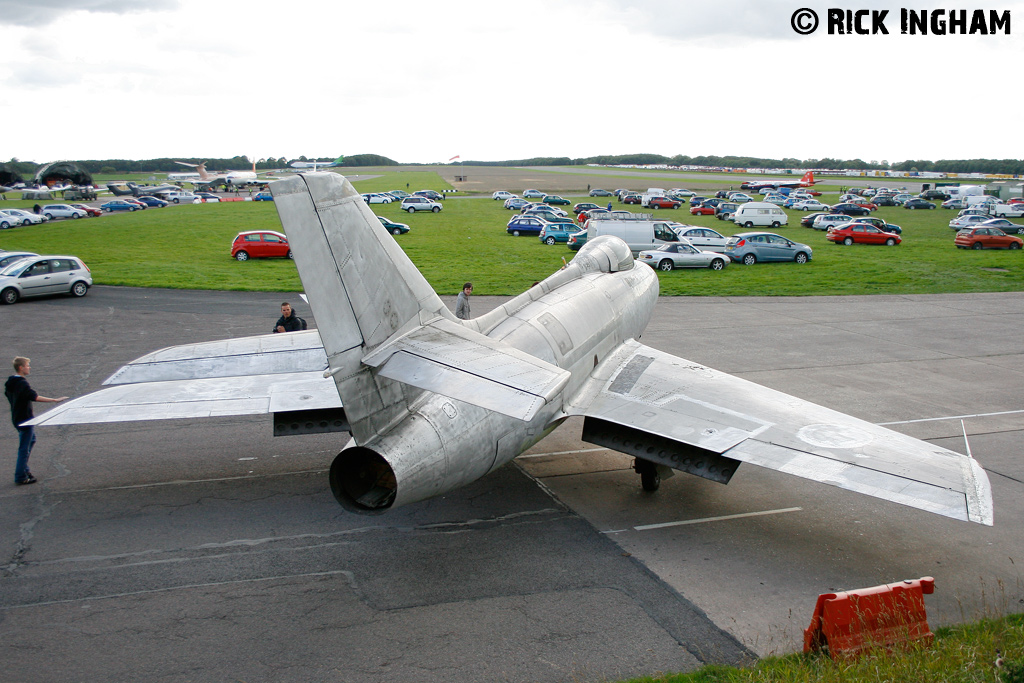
[24,332,340,427]
[566,339,993,526]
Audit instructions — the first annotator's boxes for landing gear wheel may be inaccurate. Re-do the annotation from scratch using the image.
[634,459,661,492]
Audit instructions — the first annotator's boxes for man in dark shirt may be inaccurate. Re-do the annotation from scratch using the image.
[5,357,67,485]
[273,302,304,333]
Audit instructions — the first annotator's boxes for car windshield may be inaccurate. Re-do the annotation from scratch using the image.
[0,259,32,277]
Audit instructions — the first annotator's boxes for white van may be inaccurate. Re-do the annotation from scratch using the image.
[587,219,682,256]
[732,202,788,229]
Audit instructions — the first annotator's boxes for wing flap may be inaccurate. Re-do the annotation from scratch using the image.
[569,340,994,525]
[25,372,341,427]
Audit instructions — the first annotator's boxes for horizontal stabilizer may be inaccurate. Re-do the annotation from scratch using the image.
[26,372,340,427]
[104,331,327,385]
[569,340,993,525]
[363,318,570,421]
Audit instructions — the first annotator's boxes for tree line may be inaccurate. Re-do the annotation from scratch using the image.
[5,154,1023,176]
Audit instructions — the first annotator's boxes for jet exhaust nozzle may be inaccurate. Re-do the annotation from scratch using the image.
[330,447,398,514]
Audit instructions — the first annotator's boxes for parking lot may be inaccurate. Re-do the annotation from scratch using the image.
[1,285,1022,681]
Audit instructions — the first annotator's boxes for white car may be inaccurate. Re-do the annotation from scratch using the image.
[361,193,392,204]
[672,226,731,253]
[41,204,87,220]
[0,254,92,305]
[669,188,696,197]
[492,191,516,201]
[728,192,754,203]
[791,199,830,211]
[522,189,545,198]
[763,194,787,206]
[401,196,442,213]
[949,214,994,230]
[0,209,48,226]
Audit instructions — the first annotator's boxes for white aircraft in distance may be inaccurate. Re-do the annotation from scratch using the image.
[289,156,344,170]
[742,171,820,192]
[30,173,993,526]
[171,161,269,189]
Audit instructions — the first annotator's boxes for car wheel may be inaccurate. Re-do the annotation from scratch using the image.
[658,259,674,271]
[909,206,915,210]
[406,207,416,214]
[72,213,80,219]
[0,221,9,229]
[795,252,809,264]
[972,242,983,250]
[885,238,896,246]
[742,253,756,266]
[710,258,725,271]
[22,220,32,226]
[545,237,556,245]
[1,288,18,305]
[45,213,54,220]
[843,237,854,246]
[70,281,88,297]
[744,221,753,228]
[287,250,294,259]
[103,208,110,212]
[235,251,249,261]
[431,206,440,213]
[173,198,180,204]
[771,221,780,229]
[512,230,521,237]
[1010,242,1021,249]
[392,228,403,236]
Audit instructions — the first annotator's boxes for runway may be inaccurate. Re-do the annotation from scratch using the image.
[1,286,1021,681]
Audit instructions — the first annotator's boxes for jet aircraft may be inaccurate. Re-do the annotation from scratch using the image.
[29,173,994,526]
[290,156,344,170]
[172,161,268,189]
[742,171,819,192]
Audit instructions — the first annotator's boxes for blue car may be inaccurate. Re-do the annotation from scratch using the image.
[253,192,274,202]
[539,223,582,245]
[506,215,548,236]
[135,196,169,207]
[101,200,139,212]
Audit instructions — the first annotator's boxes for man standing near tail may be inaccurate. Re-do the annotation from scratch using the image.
[6,357,67,485]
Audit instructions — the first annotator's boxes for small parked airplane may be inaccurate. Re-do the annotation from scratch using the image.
[29,173,993,525]
[289,156,344,170]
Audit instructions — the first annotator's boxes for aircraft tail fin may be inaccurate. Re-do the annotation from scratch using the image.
[802,171,815,185]
[270,172,455,443]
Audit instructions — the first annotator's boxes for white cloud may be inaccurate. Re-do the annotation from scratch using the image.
[0,0,179,27]
[3,0,1023,164]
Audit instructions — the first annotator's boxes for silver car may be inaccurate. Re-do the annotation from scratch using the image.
[0,254,93,304]
[0,251,38,269]
[725,232,813,265]
[638,241,729,271]
[41,204,88,220]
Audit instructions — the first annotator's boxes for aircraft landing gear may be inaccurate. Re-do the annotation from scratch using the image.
[634,458,661,492]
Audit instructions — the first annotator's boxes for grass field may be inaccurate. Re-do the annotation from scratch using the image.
[1,169,1021,296]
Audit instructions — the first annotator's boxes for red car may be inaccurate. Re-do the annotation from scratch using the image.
[68,203,102,217]
[646,196,681,209]
[231,230,293,261]
[690,205,716,216]
[852,201,879,211]
[826,224,901,246]
[954,227,1024,250]
[622,194,642,205]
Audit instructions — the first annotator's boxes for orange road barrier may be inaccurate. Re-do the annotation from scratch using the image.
[803,577,935,658]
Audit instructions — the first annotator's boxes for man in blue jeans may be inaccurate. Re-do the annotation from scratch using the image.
[5,357,67,485]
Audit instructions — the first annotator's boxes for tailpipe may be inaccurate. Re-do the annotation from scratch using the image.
[330,447,397,514]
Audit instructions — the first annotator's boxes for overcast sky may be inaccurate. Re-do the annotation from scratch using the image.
[2,0,1021,166]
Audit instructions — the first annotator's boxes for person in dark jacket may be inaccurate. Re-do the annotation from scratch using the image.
[6,357,67,485]
[273,302,304,333]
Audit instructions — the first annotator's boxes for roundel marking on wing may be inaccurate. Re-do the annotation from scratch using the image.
[796,423,874,450]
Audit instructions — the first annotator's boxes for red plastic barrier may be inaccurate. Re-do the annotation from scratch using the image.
[803,577,935,658]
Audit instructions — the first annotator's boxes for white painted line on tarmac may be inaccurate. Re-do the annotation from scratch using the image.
[880,409,1024,426]
[632,507,803,532]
